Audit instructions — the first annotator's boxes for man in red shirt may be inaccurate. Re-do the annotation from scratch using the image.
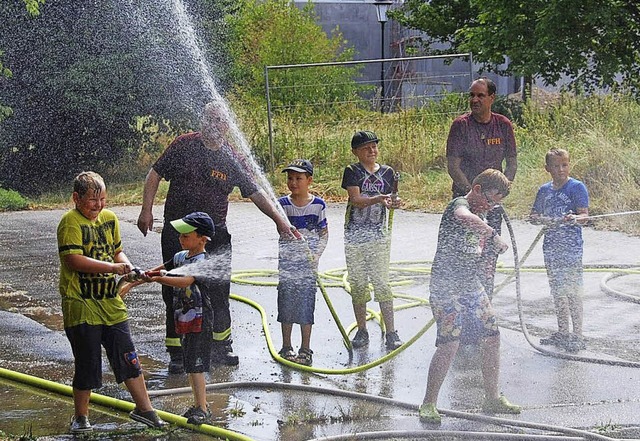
[446,78,517,299]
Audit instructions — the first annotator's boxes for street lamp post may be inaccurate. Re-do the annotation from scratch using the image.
[374,0,392,113]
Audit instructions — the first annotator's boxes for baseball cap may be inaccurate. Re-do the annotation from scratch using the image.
[281,159,313,176]
[351,130,379,149]
[170,212,215,239]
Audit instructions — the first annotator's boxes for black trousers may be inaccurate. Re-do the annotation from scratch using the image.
[481,206,503,299]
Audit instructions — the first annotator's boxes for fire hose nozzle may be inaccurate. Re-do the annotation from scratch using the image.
[145,270,167,278]
[123,267,144,282]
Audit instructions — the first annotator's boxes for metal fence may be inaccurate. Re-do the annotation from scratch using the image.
[263,53,473,171]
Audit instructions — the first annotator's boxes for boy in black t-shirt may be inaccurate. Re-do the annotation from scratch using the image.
[341,131,403,351]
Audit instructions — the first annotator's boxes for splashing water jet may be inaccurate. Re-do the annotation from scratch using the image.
[158,0,287,220]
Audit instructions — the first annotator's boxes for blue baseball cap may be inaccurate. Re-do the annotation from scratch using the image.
[170,212,215,240]
[282,159,313,176]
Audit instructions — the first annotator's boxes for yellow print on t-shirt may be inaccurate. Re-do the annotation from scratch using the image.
[211,169,228,181]
[78,222,118,300]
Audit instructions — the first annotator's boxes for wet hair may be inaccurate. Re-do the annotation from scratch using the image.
[471,77,497,96]
[545,148,570,165]
[73,171,105,197]
[472,169,510,197]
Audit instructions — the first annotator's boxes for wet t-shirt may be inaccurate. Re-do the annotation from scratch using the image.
[57,208,128,328]
[341,162,395,243]
[531,177,589,265]
[153,132,259,227]
[430,197,485,298]
[277,195,328,279]
[446,112,517,196]
[165,250,214,334]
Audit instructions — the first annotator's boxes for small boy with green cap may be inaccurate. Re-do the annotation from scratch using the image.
[144,211,217,425]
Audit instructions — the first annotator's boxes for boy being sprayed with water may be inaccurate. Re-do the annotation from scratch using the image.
[57,171,166,434]
[420,169,521,424]
[529,148,589,352]
[277,159,328,366]
[342,131,403,350]
[144,211,218,425]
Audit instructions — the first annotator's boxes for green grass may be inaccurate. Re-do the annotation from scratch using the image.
[0,188,29,212]
[10,93,640,235]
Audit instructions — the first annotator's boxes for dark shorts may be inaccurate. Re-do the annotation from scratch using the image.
[65,320,141,390]
[182,330,213,373]
[430,289,499,346]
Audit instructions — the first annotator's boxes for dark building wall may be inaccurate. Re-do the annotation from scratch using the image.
[293,0,518,96]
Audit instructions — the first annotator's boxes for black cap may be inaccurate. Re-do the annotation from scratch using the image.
[170,211,215,239]
[351,130,380,149]
[281,159,313,176]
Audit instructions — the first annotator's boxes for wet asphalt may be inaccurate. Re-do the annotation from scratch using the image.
[1,202,640,440]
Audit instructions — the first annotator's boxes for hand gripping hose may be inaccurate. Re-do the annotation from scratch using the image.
[499,208,640,368]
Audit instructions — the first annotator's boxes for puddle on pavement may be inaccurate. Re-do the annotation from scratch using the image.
[0,284,64,331]
[3,211,640,440]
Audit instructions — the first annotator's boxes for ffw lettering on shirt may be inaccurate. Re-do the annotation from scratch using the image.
[211,169,228,181]
[486,137,502,145]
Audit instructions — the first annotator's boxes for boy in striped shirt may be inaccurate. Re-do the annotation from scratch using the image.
[277,159,328,366]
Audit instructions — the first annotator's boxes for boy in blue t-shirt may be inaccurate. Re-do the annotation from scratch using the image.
[277,159,328,366]
[530,148,589,352]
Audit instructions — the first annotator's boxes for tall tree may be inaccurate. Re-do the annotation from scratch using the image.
[0,0,235,194]
[0,0,44,121]
[390,0,640,94]
[226,0,360,109]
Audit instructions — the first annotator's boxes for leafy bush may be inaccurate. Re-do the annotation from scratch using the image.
[226,0,362,114]
[0,187,29,211]
[493,95,524,125]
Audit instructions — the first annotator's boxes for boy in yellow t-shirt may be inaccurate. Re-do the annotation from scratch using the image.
[57,171,166,434]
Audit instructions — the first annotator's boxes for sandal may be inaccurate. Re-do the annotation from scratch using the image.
[295,348,313,366]
[278,346,297,362]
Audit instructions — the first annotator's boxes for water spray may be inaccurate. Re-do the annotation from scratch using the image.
[287,225,352,350]
[387,171,401,232]
[391,171,400,202]
[580,210,640,221]
[168,0,289,225]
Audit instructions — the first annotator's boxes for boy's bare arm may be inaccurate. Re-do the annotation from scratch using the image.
[528,212,548,225]
[346,186,391,208]
[151,274,195,289]
[63,253,131,275]
[529,208,589,226]
[314,227,329,262]
[567,207,589,225]
[114,250,132,266]
[455,206,508,254]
